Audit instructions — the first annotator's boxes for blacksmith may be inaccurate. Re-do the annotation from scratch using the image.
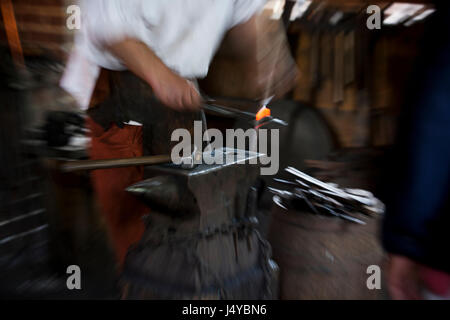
[60,0,268,267]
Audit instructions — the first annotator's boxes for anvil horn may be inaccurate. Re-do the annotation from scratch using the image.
[126,176,197,215]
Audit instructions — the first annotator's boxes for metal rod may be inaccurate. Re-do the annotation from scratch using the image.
[61,154,172,172]
[203,99,288,127]
[203,102,255,119]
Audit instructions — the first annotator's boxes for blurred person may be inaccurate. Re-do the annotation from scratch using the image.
[60,0,272,268]
[382,2,450,300]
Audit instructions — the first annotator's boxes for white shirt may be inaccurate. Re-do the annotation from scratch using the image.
[61,0,266,111]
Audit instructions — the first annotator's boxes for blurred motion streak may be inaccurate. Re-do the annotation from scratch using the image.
[0,0,24,67]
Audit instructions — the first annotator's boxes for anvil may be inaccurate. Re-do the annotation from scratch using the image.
[122,148,278,299]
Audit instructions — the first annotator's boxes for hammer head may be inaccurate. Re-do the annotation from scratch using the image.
[178,145,202,170]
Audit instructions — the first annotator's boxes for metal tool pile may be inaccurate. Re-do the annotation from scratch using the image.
[269,167,385,225]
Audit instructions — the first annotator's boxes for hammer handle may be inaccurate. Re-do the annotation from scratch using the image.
[61,154,172,172]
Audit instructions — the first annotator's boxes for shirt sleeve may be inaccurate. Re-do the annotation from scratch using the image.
[229,0,267,29]
[81,0,144,47]
[78,0,148,70]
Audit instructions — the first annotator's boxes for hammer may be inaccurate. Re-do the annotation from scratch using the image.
[61,146,202,172]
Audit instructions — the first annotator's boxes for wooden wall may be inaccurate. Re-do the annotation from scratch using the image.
[289,7,426,148]
[0,0,73,60]
[292,24,373,148]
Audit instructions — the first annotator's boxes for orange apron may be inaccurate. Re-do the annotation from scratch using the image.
[86,69,148,267]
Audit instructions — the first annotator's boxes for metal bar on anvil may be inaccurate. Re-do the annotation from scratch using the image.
[203,102,256,119]
[203,101,288,127]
